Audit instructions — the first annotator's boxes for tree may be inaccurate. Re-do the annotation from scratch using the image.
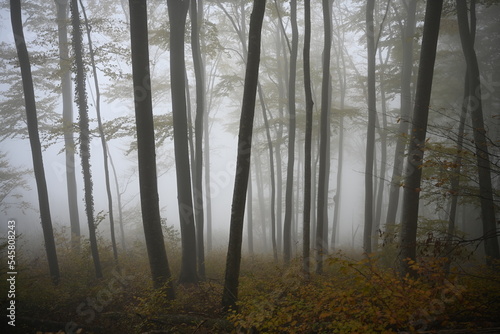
[10,0,60,284]
[283,0,298,266]
[399,0,443,275]
[302,0,313,277]
[385,0,417,242]
[55,0,80,247]
[167,0,198,284]
[71,0,102,279]
[191,0,206,279]
[79,0,118,264]
[222,0,266,311]
[316,0,332,274]
[456,0,499,263]
[363,0,376,254]
[129,0,174,296]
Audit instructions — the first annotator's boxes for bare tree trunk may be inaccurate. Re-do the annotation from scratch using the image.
[247,171,254,255]
[385,0,417,242]
[11,0,60,285]
[55,0,80,248]
[129,0,174,296]
[456,0,499,263]
[316,0,332,274]
[71,0,102,279]
[168,0,199,284]
[222,0,266,311]
[399,0,443,276]
[363,0,376,254]
[283,0,298,266]
[79,0,118,264]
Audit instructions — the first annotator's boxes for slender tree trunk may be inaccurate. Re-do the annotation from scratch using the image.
[55,0,80,247]
[191,0,206,280]
[456,0,499,263]
[364,0,376,254]
[399,0,443,276]
[385,0,417,242]
[129,0,174,296]
[108,147,126,251]
[283,0,298,266]
[316,0,332,274]
[222,0,266,311]
[302,0,313,277]
[167,0,199,283]
[11,0,60,285]
[247,171,254,255]
[79,0,118,264]
[70,0,102,279]
[204,103,213,253]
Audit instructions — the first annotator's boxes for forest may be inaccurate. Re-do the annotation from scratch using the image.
[1,0,500,333]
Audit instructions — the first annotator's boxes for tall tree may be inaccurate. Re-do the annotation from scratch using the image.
[316,0,332,274]
[363,0,376,254]
[71,0,102,279]
[79,0,118,264]
[385,0,417,242]
[399,0,443,275]
[10,0,60,285]
[302,0,313,277]
[222,0,266,311]
[129,0,174,296]
[283,0,298,266]
[456,0,499,263]
[191,0,206,279]
[168,0,198,283]
[55,0,80,247]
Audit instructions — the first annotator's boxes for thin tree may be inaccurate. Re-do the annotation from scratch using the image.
[129,0,174,296]
[55,0,80,248]
[302,0,313,277]
[385,0,417,242]
[221,0,266,311]
[70,0,102,279]
[456,0,499,263]
[79,0,118,264]
[363,0,376,254]
[167,0,199,283]
[283,0,298,266]
[191,0,206,280]
[399,0,443,276]
[11,0,60,285]
[316,0,332,274]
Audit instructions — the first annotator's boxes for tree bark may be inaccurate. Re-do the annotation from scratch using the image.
[399,0,443,276]
[167,0,199,284]
[55,0,80,247]
[316,0,332,274]
[456,0,499,263]
[222,0,266,311]
[11,0,60,285]
[283,0,298,266]
[129,0,174,296]
[71,0,102,279]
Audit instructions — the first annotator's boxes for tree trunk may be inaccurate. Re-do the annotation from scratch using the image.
[167,0,199,284]
[55,0,80,248]
[247,171,254,255]
[316,0,332,275]
[283,0,298,266]
[71,0,102,279]
[302,0,313,277]
[385,0,417,243]
[191,0,206,280]
[11,0,60,285]
[456,0,499,263]
[399,0,443,276]
[221,0,266,311]
[129,0,174,296]
[363,0,376,255]
[79,0,118,264]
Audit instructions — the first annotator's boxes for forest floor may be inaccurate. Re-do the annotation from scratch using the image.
[2,236,500,334]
